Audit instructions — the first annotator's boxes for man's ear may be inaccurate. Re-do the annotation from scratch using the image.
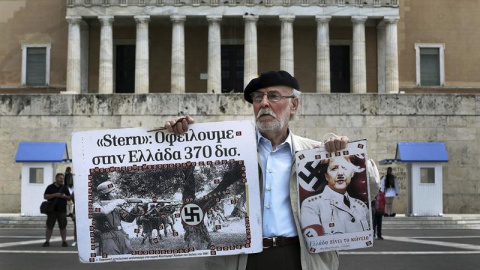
[291,98,299,113]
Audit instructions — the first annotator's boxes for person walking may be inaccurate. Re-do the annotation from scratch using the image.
[64,168,77,247]
[380,167,399,217]
[43,173,71,247]
[372,190,386,239]
[64,166,74,187]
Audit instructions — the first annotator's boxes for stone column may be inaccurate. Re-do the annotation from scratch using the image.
[351,16,368,93]
[207,15,222,94]
[66,16,82,94]
[376,21,386,93]
[315,16,331,93]
[171,15,186,94]
[80,21,89,93]
[243,15,259,88]
[280,15,295,75]
[98,15,114,94]
[384,16,400,93]
[134,15,150,94]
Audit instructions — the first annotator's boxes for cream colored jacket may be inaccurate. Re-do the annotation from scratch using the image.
[204,133,339,270]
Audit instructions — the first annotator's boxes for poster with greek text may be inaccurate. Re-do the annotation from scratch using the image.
[72,121,262,263]
[296,140,373,252]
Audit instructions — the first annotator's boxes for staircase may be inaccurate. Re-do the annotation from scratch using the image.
[382,214,480,229]
[0,214,75,229]
[1,214,480,229]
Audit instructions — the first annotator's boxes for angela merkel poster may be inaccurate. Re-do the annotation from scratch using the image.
[296,140,373,252]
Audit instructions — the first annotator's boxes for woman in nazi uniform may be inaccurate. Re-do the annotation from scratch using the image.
[300,155,370,237]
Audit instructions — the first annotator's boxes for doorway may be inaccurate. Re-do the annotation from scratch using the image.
[330,45,350,93]
[221,45,244,93]
[115,45,135,93]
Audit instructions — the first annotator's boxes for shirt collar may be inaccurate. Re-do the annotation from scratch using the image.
[256,129,294,154]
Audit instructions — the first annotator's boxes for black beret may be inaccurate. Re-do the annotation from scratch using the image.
[244,70,300,103]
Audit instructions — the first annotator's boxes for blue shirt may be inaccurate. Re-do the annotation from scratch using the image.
[257,131,297,237]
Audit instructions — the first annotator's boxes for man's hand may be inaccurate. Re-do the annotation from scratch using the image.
[324,135,350,153]
[165,115,195,135]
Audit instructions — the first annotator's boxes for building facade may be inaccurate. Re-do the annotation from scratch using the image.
[3,1,480,94]
[0,0,480,214]
[2,0,402,94]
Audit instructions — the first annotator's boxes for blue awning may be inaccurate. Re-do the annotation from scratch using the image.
[395,142,449,163]
[379,142,449,164]
[15,142,71,163]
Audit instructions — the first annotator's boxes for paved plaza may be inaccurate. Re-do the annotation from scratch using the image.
[0,227,479,270]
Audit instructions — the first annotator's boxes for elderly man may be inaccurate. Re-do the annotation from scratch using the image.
[165,70,348,270]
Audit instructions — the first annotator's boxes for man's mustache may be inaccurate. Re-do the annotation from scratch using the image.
[256,108,277,119]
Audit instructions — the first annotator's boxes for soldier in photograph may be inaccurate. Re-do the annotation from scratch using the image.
[156,202,176,237]
[93,181,136,255]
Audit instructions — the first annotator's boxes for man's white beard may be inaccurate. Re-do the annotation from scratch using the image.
[256,106,290,132]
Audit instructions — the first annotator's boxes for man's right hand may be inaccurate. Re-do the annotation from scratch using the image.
[165,115,195,135]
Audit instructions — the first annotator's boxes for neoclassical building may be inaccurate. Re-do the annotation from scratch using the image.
[4,1,480,94]
[1,0,400,94]
[64,0,400,94]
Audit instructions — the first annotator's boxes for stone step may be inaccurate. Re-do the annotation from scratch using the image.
[0,215,75,229]
[1,214,480,229]
[382,215,480,229]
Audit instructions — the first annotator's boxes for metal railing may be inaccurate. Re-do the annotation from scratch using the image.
[67,0,399,7]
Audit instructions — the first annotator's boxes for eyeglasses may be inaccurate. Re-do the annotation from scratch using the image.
[250,91,295,103]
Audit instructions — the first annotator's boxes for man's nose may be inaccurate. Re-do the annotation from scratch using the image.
[259,94,270,106]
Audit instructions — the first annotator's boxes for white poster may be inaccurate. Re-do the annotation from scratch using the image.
[296,140,373,252]
[72,121,262,263]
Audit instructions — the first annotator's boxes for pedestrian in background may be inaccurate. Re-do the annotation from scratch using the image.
[64,166,74,187]
[380,167,399,217]
[65,167,77,246]
[43,173,71,247]
[372,190,386,239]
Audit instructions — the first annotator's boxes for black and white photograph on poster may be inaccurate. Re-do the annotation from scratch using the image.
[72,121,262,263]
[296,140,373,253]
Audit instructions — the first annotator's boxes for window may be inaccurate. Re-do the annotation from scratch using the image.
[21,44,51,86]
[420,167,435,184]
[29,168,44,184]
[415,43,445,87]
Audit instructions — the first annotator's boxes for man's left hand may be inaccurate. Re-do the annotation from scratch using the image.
[324,136,350,152]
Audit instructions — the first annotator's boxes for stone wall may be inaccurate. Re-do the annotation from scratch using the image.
[1,93,479,214]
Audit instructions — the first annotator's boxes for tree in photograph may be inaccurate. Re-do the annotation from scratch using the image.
[182,162,243,249]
